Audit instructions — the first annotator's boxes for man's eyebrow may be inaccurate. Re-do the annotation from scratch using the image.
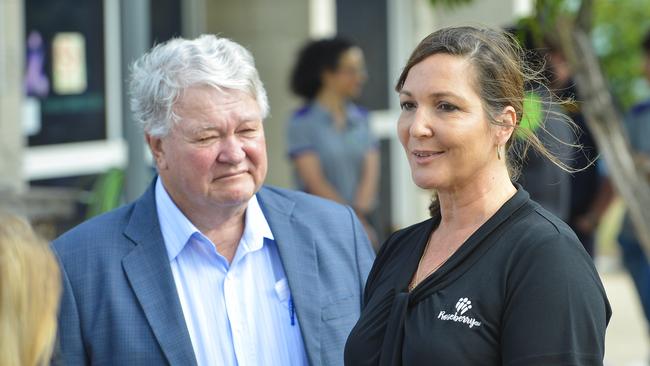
[187,119,262,134]
[190,126,218,133]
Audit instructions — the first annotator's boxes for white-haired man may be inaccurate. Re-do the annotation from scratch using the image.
[53,35,375,366]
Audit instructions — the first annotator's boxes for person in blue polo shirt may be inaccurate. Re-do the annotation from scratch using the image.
[287,38,380,247]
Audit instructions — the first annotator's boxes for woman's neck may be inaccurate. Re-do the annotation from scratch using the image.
[436,167,516,232]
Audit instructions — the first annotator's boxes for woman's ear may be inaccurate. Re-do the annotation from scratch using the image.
[495,106,517,145]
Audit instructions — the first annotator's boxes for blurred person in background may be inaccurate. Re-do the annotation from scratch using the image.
[544,37,613,257]
[508,24,574,222]
[0,212,61,366]
[287,38,380,248]
[52,35,374,365]
[513,89,573,222]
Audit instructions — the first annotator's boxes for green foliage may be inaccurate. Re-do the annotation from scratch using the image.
[86,168,124,219]
[427,0,475,9]
[593,0,650,110]
[428,0,650,110]
[517,92,543,140]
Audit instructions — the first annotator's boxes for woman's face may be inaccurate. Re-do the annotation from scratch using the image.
[397,53,503,191]
[323,47,367,99]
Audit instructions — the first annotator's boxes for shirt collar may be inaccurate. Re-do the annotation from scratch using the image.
[239,193,274,254]
[155,177,274,262]
[155,178,200,262]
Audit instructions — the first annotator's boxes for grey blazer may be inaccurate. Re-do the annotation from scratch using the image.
[52,181,375,365]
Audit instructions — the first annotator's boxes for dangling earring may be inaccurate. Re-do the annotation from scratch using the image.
[497,145,502,160]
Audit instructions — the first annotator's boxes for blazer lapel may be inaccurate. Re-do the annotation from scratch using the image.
[258,188,322,366]
[122,184,197,366]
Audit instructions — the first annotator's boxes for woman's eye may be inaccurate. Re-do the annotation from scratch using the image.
[400,101,416,111]
[438,102,458,112]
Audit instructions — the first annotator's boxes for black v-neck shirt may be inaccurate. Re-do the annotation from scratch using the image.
[344,186,611,366]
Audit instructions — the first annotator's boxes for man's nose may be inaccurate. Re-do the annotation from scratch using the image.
[217,136,246,164]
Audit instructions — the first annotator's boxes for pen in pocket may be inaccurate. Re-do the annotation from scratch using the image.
[289,296,295,326]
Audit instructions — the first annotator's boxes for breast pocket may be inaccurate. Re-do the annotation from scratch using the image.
[274,278,291,304]
[322,295,359,321]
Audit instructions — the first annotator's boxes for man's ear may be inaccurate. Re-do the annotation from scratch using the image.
[495,106,517,146]
[145,133,167,170]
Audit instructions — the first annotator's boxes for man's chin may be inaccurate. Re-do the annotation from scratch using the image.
[211,188,257,207]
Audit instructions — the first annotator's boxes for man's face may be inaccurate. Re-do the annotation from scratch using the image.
[148,86,267,215]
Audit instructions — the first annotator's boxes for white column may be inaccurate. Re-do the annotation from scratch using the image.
[182,0,207,38]
[384,0,433,229]
[309,0,336,38]
[0,0,25,193]
[105,0,123,141]
[121,0,152,201]
[513,0,534,18]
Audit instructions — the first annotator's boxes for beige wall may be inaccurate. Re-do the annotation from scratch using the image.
[206,0,311,188]
[0,0,25,193]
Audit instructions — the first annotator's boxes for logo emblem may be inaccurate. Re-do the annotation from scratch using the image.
[437,297,482,328]
[455,297,472,315]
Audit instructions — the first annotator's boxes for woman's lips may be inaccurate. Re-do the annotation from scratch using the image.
[411,149,443,163]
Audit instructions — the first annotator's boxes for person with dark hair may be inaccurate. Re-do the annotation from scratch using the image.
[615,28,650,338]
[287,38,380,246]
[344,26,610,365]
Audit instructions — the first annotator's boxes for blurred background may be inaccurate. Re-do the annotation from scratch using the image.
[2,0,650,364]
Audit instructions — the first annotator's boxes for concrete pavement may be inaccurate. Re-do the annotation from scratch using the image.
[602,266,648,366]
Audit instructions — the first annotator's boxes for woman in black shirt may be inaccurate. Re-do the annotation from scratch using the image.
[344,26,611,366]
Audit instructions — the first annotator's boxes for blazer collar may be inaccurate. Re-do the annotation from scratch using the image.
[257,187,323,366]
[122,179,198,366]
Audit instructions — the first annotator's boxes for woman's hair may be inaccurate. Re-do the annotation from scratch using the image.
[395,26,576,217]
[130,34,269,137]
[290,37,355,100]
[0,212,61,366]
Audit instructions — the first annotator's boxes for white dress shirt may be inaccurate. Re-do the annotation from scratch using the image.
[155,179,309,365]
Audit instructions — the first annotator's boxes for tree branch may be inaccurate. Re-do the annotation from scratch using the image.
[576,0,593,32]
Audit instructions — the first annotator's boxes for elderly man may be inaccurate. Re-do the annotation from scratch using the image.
[52,35,375,366]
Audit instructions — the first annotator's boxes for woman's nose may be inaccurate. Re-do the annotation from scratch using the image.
[409,109,433,138]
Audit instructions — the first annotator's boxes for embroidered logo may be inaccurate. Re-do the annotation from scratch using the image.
[437,297,482,328]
